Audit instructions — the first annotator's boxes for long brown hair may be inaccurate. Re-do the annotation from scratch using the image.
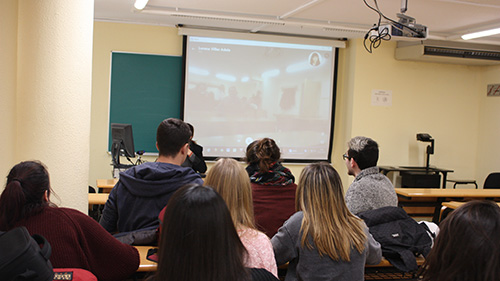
[0,161,53,231]
[296,162,366,261]
[204,158,255,230]
[420,200,500,281]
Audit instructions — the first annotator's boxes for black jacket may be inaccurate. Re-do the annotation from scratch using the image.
[359,206,432,272]
[181,141,207,174]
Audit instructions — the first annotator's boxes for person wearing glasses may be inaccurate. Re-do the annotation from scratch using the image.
[343,136,397,215]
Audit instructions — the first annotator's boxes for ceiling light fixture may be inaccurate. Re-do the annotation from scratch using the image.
[462,27,500,40]
[134,0,149,10]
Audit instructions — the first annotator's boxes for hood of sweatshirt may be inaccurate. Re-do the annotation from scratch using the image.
[117,161,202,198]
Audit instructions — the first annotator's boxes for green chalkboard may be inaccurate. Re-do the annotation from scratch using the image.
[108,52,183,154]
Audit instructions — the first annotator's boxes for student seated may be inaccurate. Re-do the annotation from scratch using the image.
[181,122,207,174]
[147,184,279,281]
[272,162,382,281]
[99,118,203,243]
[245,138,296,237]
[205,158,278,277]
[419,200,500,281]
[343,136,398,215]
[0,161,139,281]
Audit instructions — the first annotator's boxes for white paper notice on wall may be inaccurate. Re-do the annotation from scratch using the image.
[487,84,500,96]
[371,90,392,106]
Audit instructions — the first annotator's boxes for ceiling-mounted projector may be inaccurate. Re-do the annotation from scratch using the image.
[379,13,428,40]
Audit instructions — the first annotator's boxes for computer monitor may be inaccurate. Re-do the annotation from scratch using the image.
[111,123,135,167]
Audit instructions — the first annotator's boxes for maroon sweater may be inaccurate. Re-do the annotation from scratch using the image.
[16,207,139,281]
[251,183,297,238]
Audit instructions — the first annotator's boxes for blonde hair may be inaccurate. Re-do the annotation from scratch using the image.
[296,162,366,261]
[204,158,255,230]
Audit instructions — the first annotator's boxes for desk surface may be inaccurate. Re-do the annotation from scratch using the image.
[135,246,158,272]
[380,166,454,173]
[88,193,109,205]
[442,201,500,209]
[96,179,118,191]
[395,188,500,198]
[365,256,425,268]
[96,178,118,188]
[134,246,412,272]
[379,166,453,189]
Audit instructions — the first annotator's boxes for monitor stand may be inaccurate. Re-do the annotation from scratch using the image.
[112,165,134,178]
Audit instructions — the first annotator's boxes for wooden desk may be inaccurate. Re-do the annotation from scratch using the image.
[396,188,500,223]
[135,246,158,272]
[442,201,500,210]
[96,179,118,193]
[135,247,420,275]
[365,256,425,268]
[380,166,453,189]
[88,193,109,205]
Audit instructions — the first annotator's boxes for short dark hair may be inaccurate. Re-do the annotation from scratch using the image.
[347,136,379,170]
[420,200,500,281]
[0,161,53,230]
[153,184,250,281]
[156,118,192,157]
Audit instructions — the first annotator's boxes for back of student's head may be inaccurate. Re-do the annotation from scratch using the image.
[155,184,249,281]
[204,158,255,229]
[0,161,51,231]
[421,200,500,281]
[254,138,281,172]
[347,136,379,170]
[244,140,259,165]
[156,118,191,157]
[296,162,366,261]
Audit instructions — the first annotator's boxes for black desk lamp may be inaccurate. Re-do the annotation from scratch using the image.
[416,133,434,170]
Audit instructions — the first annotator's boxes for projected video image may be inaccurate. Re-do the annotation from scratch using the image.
[184,36,336,161]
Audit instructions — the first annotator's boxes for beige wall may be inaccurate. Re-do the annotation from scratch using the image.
[1,1,94,212]
[16,0,94,211]
[90,21,500,191]
[90,22,183,187]
[347,39,483,188]
[476,65,500,185]
[0,0,18,179]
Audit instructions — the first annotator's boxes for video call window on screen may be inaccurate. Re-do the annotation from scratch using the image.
[183,34,338,162]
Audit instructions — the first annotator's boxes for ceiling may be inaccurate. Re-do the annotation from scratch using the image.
[94,0,500,46]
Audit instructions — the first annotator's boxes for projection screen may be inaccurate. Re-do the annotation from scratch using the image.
[183,32,339,162]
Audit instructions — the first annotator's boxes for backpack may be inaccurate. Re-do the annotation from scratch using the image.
[359,206,432,272]
[0,226,54,281]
